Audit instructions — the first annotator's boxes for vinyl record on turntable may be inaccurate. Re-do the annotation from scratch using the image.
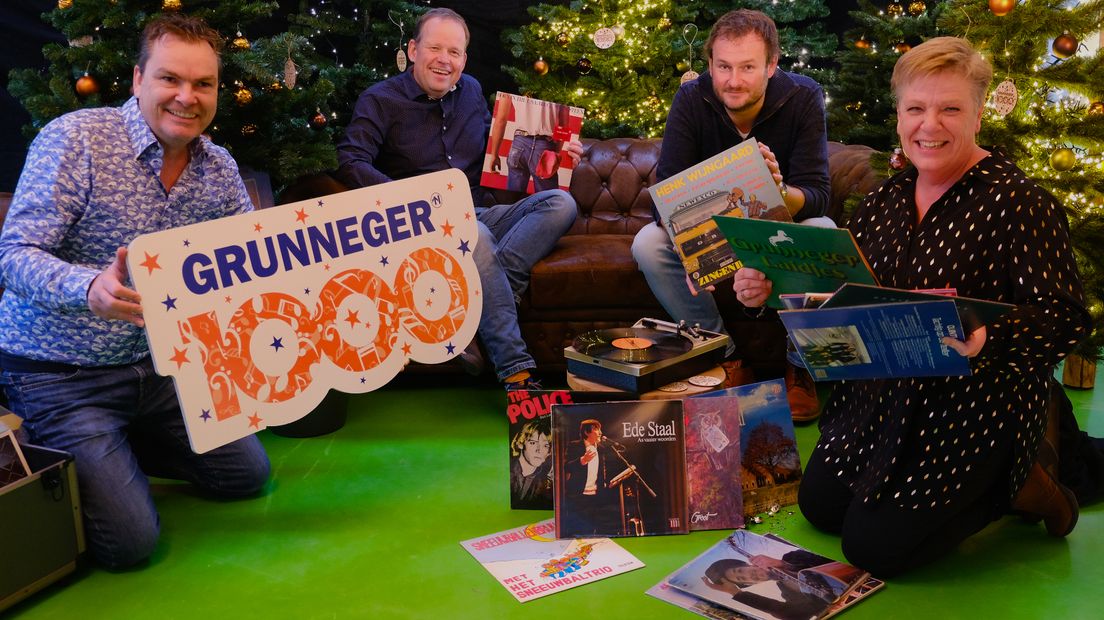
[573,327,692,364]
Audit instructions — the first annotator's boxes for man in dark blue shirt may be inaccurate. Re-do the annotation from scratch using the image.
[335,8,580,389]
[631,10,832,421]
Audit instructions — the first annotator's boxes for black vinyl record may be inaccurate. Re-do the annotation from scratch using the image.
[572,327,692,364]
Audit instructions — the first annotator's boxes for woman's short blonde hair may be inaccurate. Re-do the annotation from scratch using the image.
[891,37,993,109]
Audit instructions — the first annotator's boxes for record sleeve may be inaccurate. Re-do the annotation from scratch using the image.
[551,400,688,538]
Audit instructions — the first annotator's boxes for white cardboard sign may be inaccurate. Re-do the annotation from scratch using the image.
[128,169,482,453]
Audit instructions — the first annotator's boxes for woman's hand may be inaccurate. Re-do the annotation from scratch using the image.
[733,267,772,308]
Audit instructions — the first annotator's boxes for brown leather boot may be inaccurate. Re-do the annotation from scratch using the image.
[720,359,755,389]
[1012,455,1079,537]
[785,363,820,423]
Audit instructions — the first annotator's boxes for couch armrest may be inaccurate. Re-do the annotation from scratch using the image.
[826,142,885,225]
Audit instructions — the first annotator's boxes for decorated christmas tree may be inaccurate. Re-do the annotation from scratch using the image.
[502,0,835,138]
[939,0,1104,362]
[825,0,944,150]
[7,0,424,190]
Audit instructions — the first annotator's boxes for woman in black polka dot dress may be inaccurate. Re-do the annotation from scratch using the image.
[732,37,1090,577]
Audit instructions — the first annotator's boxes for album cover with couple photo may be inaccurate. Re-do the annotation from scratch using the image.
[551,400,688,539]
[661,530,871,620]
[480,92,584,194]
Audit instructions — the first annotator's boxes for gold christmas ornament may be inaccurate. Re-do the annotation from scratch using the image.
[908,1,926,15]
[556,32,570,47]
[855,36,871,50]
[1049,147,1077,172]
[241,124,257,137]
[58,0,73,9]
[657,15,671,31]
[232,32,250,51]
[575,57,592,75]
[75,72,99,97]
[161,0,182,11]
[676,59,691,73]
[533,57,549,75]
[988,0,1015,16]
[1052,33,1078,59]
[309,110,328,130]
[233,85,252,106]
[1088,101,1104,116]
[886,3,905,18]
[894,41,912,54]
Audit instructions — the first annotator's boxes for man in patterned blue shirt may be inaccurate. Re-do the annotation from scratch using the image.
[335,8,580,390]
[0,14,270,570]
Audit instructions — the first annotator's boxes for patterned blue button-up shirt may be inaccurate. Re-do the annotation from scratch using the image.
[0,97,253,366]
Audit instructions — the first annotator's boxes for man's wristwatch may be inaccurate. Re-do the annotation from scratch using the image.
[778,181,789,198]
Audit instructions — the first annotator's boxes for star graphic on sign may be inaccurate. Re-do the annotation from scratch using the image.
[161,294,177,310]
[170,347,189,368]
[140,252,161,275]
[430,287,436,294]
[248,413,262,429]
[254,223,263,232]
[345,309,360,327]
[270,337,284,352]
[425,298,433,308]
[324,264,331,271]
[317,199,325,208]
[225,295,233,304]
[360,377,367,384]
[183,239,191,247]
[376,199,382,207]
[295,208,309,223]
[440,220,454,237]
[304,288,311,295]
[464,212,472,220]
[446,342,456,355]
[379,256,389,267]
[447,182,454,191]
[457,239,471,256]
[200,409,211,422]
[402,343,412,356]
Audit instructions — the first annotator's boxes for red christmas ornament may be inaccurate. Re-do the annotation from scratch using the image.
[854,36,871,50]
[889,148,909,171]
[1052,33,1078,59]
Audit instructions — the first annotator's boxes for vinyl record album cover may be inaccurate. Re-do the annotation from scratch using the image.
[552,400,688,538]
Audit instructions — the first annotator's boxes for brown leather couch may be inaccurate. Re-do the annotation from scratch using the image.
[279,139,885,376]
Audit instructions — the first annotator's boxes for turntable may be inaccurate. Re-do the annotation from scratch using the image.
[564,318,731,393]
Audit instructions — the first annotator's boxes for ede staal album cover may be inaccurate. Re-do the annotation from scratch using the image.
[552,400,688,539]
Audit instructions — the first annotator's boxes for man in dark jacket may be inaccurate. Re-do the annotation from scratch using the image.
[631,9,831,421]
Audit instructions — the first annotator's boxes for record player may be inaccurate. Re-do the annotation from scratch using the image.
[564,318,731,393]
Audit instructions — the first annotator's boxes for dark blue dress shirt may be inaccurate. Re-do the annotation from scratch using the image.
[335,70,493,206]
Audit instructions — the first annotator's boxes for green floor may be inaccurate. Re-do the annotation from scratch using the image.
[7,368,1104,620]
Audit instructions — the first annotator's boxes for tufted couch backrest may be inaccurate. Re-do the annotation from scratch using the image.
[567,138,659,236]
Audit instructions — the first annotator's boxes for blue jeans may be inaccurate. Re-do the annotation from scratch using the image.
[631,217,836,361]
[474,189,576,380]
[507,134,560,194]
[0,357,270,569]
